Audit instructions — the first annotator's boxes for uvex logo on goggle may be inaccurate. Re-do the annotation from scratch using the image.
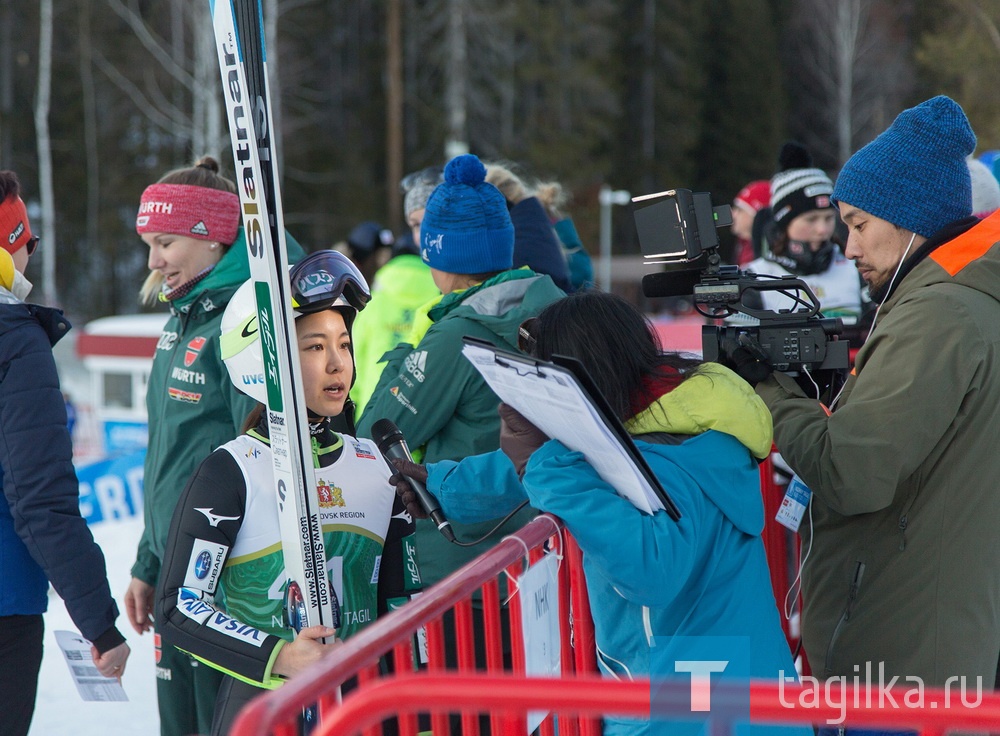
[296,270,336,295]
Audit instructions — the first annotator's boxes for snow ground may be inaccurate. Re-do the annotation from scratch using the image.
[29,516,159,735]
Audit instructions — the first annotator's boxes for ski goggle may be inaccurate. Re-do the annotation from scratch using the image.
[290,250,371,314]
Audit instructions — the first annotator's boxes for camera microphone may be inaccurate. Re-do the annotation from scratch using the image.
[370,418,456,543]
[641,268,703,299]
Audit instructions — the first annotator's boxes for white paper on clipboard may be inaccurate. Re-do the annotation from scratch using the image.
[462,339,670,516]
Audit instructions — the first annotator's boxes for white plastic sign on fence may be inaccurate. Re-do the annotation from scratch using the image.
[518,553,561,731]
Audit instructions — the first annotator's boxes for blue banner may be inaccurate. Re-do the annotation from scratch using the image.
[77,449,146,525]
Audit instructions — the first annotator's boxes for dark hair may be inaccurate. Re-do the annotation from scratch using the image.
[240,403,265,435]
[0,171,22,202]
[531,291,702,421]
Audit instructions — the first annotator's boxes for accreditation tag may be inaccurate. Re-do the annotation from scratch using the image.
[775,475,812,532]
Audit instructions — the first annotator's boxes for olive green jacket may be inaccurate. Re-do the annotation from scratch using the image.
[757,213,1000,686]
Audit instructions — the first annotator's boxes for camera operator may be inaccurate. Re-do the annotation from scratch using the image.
[744,96,1000,698]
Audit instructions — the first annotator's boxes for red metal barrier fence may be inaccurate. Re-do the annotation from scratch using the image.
[230,514,599,736]
[308,673,1000,736]
[758,452,807,671]
[229,506,998,735]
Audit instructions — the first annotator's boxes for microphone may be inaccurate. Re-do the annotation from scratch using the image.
[641,268,703,299]
[370,418,456,543]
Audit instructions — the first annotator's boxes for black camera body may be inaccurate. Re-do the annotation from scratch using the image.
[632,188,849,374]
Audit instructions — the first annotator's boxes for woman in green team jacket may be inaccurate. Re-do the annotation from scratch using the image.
[123,156,305,736]
[358,153,564,593]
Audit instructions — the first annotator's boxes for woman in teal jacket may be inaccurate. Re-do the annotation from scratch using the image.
[397,291,806,736]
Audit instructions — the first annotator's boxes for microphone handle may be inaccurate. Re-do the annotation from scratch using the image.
[384,443,456,543]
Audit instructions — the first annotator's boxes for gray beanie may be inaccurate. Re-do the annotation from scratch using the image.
[402,167,445,218]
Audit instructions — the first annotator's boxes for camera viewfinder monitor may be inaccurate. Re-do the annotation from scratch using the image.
[632,189,732,263]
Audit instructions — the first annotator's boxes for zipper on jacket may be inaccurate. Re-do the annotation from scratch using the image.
[896,489,920,552]
[824,561,865,675]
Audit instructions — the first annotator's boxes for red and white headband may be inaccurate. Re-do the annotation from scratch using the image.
[136,183,240,244]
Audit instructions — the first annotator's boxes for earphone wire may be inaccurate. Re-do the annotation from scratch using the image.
[829,231,917,410]
[784,493,815,621]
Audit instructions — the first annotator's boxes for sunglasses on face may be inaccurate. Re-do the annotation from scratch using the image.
[517,317,539,356]
[25,236,39,257]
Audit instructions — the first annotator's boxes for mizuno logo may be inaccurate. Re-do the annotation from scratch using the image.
[195,507,240,527]
[392,509,413,525]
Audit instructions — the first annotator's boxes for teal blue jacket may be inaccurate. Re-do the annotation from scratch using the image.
[427,364,804,736]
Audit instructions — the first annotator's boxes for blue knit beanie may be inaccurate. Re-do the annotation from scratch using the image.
[420,154,514,274]
[832,95,976,238]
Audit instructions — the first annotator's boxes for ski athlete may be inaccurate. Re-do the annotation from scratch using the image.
[156,250,423,735]
[126,156,309,736]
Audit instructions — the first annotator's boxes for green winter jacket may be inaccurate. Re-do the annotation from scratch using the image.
[131,229,306,586]
[357,268,564,586]
[756,212,1000,687]
[350,254,439,416]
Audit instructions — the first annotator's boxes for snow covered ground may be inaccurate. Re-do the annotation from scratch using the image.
[29,516,159,735]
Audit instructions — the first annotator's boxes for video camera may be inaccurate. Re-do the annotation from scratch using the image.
[632,188,849,374]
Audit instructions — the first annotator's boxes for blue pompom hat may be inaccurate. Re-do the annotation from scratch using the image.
[420,154,515,274]
[832,95,976,238]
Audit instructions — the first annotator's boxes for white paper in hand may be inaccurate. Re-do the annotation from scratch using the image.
[54,630,128,702]
[462,340,662,514]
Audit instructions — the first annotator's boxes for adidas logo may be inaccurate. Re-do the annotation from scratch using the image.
[404,351,427,382]
[190,221,210,236]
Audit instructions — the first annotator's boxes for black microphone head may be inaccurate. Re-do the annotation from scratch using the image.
[370,418,405,454]
[642,268,702,299]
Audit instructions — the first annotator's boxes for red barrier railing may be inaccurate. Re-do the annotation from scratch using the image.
[229,514,598,736]
[308,673,1000,736]
[759,450,808,673]
[227,499,995,735]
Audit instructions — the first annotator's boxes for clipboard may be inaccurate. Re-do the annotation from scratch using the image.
[461,336,681,521]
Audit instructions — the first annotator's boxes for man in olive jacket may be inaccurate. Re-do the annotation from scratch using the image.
[755,96,1000,689]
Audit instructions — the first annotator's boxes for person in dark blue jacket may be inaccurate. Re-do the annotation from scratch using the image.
[0,170,129,736]
[485,161,573,292]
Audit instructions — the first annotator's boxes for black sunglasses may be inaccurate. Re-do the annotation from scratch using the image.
[517,317,539,356]
[25,236,39,257]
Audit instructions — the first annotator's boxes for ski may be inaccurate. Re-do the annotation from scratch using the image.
[209,0,337,649]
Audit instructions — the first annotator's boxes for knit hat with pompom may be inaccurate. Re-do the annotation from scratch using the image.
[832,95,975,237]
[419,153,514,274]
[769,142,834,231]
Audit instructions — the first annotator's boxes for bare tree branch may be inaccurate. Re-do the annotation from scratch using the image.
[104,0,197,89]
